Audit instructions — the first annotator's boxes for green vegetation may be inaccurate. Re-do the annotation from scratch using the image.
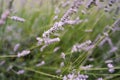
[0,0,120,80]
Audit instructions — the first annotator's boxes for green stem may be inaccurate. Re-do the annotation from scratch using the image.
[0,55,17,58]
[79,67,120,71]
[13,64,62,79]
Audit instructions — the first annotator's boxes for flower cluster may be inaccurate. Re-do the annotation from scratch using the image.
[113,18,120,29]
[36,36,61,51]
[54,7,60,15]
[99,37,112,47]
[13,43,20,52]
[98,19,120,54]
[61,0,71,8]
[0,60,5,66]
[40,37,60,52]
[86,0,97,8]
[0,10,10,25]
[53,47,60,52]
[60,52,66,60]
[111,18,120,29]
[44,37,60,45]
[65,17,82,25]
[97,77,103,80]
[80,64,93,70]
[17,50,31,57]
[1,0,120,80]
[17,70,25,75]
[60,0,82,22]
[63,73,88,80]
[36,0,83,52]
[36,61,45,67]
[71,40,94,53]
[42,0,82,39]
[107,63,115,73]
[105,60,115,73]
[10,16,25,22]
[104,0,116,12]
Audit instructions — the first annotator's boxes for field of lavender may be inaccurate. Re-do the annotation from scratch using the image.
[0,0,120,80]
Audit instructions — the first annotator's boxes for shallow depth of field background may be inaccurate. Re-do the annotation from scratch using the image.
[0,0,120,80]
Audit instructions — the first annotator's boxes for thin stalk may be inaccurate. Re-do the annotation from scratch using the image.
[13,64,62,79]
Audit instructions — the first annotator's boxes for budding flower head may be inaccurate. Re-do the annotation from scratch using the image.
[107,63,114,68]
[108,68,115,73]
[53,47,60,52]
[44,37,60,45]
[61,52,66,60]
[17,70,25,75]
[17,50,30,57]
[107,63,115,73]
[36,61,45,67]
[61,1,70,8]
[113,18,120,27]
[36,37,43,45]
[60,62,64,67]
[53,15,58,20]
[80,64,93,70]
[65,17,82,25]
[63,73,88,80]
[1,10,10,20]
[54,7,60,14]
[14,43,20,52]
[56,69,61,74]
[97,77,103,80]
[105,60,113,63]
[108,46,118,53]
[40,45,48,52]
[10,16,25,22]
[0,60,5,66]
[71,40,93,53]
[0,19,5,25]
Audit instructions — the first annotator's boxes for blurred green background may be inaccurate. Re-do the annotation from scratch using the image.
[0,0,120,80]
